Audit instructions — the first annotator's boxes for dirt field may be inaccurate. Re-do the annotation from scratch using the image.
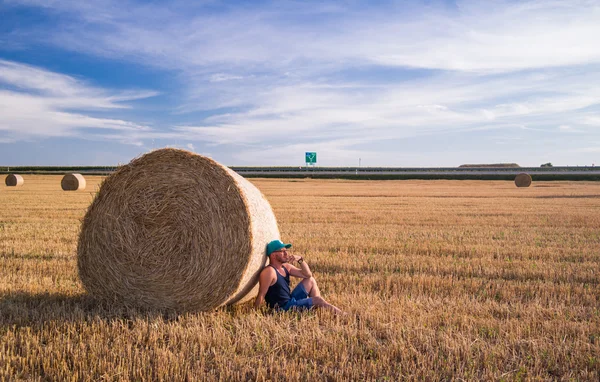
[1,175,599,380]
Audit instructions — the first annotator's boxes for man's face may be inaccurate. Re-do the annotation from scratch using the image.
[271,248,290,262]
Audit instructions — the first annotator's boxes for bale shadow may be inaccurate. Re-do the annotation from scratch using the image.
[536,195,600,199]
[0,292,203,328]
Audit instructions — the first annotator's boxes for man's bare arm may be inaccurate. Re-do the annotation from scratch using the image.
[285,256,312,279]
[254,268,275,309]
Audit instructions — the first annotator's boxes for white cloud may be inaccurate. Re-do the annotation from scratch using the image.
[581,116,600,126]
[209,73,244,83]
[0,59,157,107]
[167,67,600,147]
[0,60,156,140]
[11,0,600,73]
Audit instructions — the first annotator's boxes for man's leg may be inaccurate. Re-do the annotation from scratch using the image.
[311,296,343,314]
[299,276,321,298]
[297,277,343,314]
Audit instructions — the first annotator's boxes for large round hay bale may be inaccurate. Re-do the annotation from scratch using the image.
[61,173,86,191]
[514,173,532,187]
[77,148,279,311]
[5,174,24,187]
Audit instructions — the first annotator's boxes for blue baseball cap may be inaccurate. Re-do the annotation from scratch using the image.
[266,240,292,256]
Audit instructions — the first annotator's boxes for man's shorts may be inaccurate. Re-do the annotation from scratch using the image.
[281,283,313,311]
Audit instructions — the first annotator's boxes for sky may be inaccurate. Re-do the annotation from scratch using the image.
[1,0,599,167]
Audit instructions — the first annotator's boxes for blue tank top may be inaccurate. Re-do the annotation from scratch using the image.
[264,265,291,309]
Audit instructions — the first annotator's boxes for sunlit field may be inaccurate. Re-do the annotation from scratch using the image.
[1,175,599,381]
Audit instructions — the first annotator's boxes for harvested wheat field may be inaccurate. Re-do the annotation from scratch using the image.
[1,175,599,381]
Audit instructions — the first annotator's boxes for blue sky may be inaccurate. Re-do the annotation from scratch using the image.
[1,0,599,166]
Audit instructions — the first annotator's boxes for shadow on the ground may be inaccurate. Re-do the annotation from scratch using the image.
[536,194,600,199]
[0,292,256,327]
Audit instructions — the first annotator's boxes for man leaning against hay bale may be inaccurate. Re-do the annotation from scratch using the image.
[254,240,343,314]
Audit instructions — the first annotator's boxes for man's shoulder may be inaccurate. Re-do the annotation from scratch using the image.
[260,265,276,276]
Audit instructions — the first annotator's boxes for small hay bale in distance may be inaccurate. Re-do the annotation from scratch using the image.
[5,174,24,187]
[77,148,280,311]
[61,173,86,191]
[514,173,532,187]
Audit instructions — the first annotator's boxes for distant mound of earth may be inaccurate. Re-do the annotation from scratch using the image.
[459,163,521,168]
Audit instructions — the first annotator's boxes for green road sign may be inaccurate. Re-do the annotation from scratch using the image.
[305,152,317,164]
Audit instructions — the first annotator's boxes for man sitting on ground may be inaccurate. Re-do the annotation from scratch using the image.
[254,239,342,314]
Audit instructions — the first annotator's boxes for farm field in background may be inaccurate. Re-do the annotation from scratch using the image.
[1,175,599,380]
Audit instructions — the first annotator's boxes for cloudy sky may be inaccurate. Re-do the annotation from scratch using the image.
[1,0,599,166]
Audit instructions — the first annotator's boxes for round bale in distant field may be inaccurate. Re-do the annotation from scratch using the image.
[61,173,87,191]
[5,174,24,187]
[514,173,532,187]
[77,148,279,311]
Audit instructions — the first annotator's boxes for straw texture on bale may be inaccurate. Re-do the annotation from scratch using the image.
[77,148,280,311]
[61,173,86,191]
[514,173,532,187]
[5,174,24,187]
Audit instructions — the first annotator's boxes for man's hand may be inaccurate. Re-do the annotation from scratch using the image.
[285,254,312,278]
[289,254,303,263]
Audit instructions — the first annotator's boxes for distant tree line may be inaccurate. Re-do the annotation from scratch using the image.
[459,163,520,168]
